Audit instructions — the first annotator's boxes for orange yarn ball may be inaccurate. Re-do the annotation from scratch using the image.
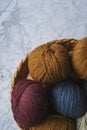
[72,37,87,80]
[28,42,71,84]
[30,115,76,130]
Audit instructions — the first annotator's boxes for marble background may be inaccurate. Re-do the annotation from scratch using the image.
[0,0,87,129]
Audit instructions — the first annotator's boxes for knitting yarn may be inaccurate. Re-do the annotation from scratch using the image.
[11,79,49,128]
[56,38,78,56]
[30,115,76,130]
[76,112,87,130]
[51,80,87,118]
[28,42,71,84]
[27,74,33,80]
[83,80,87,96]
[72,37,87,80]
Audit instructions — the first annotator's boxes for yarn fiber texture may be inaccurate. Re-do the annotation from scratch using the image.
[55,38,78,56]
[10,37,87,130]
[28,41,71,84]
[51,80,87,118]
[76,112,87,130]
[72,37,87,80]
[30,115,76,130]
[83,81,87,96]
[11,79,49,128]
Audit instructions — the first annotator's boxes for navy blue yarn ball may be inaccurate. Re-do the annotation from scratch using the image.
[51,80,87,118]
[83,81,87,96]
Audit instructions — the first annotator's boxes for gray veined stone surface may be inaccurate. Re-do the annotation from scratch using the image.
[0,0,87,129]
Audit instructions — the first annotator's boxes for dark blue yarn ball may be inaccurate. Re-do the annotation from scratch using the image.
[51,80,87,118]
[83,80,87,96]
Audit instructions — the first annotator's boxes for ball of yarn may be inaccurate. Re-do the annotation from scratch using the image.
[76,112,87,130]
[28,42,71,84]
[11,79,49,128]
[51,80,87,118]
[72,37,87,80]
[30,115,76,130]
[83,80,87,96]
[56,38,78,56]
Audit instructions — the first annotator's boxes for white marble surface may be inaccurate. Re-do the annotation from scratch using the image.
[0,0,87,129]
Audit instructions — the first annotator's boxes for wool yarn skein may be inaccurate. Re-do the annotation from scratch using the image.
[30,115,76,130]
[11,79,49,128]
[72,37,87,80]
[28,42,71,84]
[51,80,87,118]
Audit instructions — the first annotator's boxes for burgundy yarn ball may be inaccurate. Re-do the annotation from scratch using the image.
[11,79,49,128]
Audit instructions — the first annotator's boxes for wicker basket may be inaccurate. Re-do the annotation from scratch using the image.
[11,38,78,130]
